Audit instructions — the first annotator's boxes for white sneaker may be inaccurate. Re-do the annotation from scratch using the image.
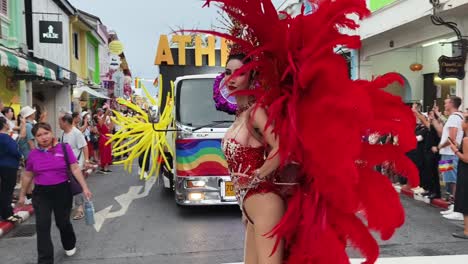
[24,198,32,205]
[65,247,76,256]
[441,204,454,215]
[443,212,464,221]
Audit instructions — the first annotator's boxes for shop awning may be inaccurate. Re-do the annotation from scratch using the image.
[73,86,110,99]
[0,50,56,80]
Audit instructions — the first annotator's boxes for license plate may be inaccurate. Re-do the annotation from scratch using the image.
[222,181,235,197]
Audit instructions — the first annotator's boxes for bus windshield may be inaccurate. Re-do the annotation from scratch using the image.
[176,78,234,128]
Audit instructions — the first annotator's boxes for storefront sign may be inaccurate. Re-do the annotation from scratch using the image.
[438,55,466,80]
[39,21,63,43]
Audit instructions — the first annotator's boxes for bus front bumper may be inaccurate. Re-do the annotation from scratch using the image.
[175,176,238,206]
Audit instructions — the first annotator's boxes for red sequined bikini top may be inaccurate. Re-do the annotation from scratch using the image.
[222,138,265,175]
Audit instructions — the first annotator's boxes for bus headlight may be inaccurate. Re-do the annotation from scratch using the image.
[187,180,206,188]
[188,192,204,201]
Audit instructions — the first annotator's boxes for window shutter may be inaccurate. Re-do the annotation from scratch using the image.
[0,0,7,16]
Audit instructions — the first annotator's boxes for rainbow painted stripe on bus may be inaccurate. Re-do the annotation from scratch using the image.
[176,139,229,176]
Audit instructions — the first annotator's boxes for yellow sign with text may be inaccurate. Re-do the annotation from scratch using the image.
[154,34,229,67]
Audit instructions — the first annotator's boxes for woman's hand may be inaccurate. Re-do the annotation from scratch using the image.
[83,187,93,200]
[40,111,48,122]
[449,140,459,153]
[411,104,418,114]
[431,146,439,153]
[231,170,265,189]
[241,213,248,227]
[16,195,26,208]
[231,172,249,178]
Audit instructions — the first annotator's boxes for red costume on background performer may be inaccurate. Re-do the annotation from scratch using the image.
[198,0,419,263]
[97,123,112,168]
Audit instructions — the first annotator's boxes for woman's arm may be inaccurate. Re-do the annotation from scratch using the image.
[79,122,89,133]
[19,118,26,139]
[18,171,34,206]
[453,138,468,163]
[431,119,443,137]
[252,107,280,179]
[70,163,93,199]
[415,112,430,128]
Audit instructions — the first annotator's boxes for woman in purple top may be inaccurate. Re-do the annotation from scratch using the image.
[17,123,92,264]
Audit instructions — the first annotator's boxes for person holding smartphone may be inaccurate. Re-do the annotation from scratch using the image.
[449,116,468,238]
[434,96,464,220]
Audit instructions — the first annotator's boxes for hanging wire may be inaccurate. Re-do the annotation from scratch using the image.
[430,0,466,56]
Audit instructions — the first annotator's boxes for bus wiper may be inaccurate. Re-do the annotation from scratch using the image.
[192,120,233,132]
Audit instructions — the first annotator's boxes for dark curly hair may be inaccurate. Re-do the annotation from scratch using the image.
[0,117,7,131]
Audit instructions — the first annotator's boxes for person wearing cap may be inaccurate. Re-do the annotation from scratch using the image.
[18,106,37,161]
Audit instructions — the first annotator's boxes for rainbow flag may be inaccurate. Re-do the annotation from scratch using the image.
[134,78,141,89]
[439,160,454,172]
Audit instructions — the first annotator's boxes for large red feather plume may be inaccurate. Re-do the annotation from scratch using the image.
[195,0,418,263]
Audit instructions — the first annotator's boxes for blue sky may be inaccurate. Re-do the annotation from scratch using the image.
[68,0,286,88]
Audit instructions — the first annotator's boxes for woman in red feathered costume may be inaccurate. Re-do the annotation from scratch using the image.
[196,0,420,263]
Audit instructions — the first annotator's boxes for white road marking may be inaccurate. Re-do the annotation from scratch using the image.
[93,177,157,232]
[222,255,468,264]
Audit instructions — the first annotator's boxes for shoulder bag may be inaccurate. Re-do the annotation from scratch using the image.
[61,143,83,195]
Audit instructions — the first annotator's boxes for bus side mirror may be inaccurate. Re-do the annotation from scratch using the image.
[148,105,160,123]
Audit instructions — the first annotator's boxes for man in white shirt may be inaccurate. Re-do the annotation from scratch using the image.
[433,96,464,220]
[59,113,90,220]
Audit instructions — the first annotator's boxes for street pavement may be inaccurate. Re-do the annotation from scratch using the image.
[1,164,468,264]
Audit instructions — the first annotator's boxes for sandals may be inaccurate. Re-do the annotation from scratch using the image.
[452,232,468,239]
[73,210,84,220]
[6,215,23,224]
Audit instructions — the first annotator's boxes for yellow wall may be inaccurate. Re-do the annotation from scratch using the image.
[0,67,20,115]
[69,22,89,80]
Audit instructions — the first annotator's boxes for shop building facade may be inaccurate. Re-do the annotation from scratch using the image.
[24,0,76,134]
[359,0,468,110]
[0,0,131,134]
[0,0,57,118]
[70,9,115,111]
